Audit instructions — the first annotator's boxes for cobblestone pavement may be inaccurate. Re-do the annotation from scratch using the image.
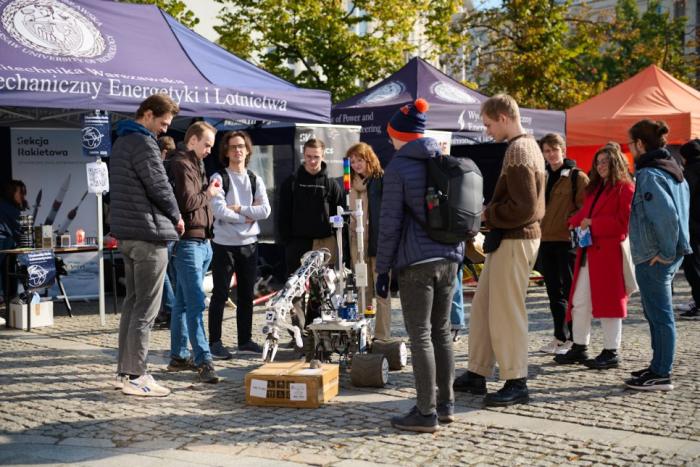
[1,274,699,466]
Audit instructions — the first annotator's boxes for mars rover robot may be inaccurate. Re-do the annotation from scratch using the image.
[261,196,406,388]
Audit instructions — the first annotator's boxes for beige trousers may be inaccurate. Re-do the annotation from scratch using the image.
[367,257,392,340]
[312,236,338,267]
[468,238,540,380]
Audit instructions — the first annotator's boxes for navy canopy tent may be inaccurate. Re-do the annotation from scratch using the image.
[332,57,565,165]
[0,0,330,123]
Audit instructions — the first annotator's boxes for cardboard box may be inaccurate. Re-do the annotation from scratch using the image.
[9,300,54,329]
[245,361,339,408]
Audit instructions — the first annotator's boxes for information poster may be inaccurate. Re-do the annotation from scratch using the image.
[11,128,99,297]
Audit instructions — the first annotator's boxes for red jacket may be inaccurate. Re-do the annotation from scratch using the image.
[567,181,634,320]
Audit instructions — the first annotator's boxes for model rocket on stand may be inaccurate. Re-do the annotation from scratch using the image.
[44,174,71,227]
[31,189,42,226]
[56,190,88,234]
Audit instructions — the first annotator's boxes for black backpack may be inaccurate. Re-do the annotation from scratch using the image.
[217,168,257,198]
[409,155,483,244]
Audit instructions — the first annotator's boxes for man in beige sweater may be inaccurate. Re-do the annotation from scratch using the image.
[454,94,545,406]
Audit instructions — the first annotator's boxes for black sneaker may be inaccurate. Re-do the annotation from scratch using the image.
[154,313,170,329]
[238,340,263,354]
[390,406,439,433]
[553,343,589,364]
[679,307,700,320]
[197,361,220,384]
[210,341,233,360]
[437,401,455,424]
[583,349,620,370]
[625,371,673,391]
[166,356,196,372]
[630,367,650,378]
[453,371,487,395]
[484,378,529,407]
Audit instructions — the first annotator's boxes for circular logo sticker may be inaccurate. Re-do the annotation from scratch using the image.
[359,81,405,104]
[432,82,479,104]
[26,264,49,288]
[81,126,104,150]
[1,0,115,62]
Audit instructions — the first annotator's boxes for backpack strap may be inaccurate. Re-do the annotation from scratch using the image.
[247,169,257,199]
[570,168,579,207]
[217,168,230,196]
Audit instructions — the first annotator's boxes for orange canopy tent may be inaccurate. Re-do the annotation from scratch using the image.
[566,65,700,172]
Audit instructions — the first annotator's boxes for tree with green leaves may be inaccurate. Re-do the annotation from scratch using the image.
[452,0,697,110]
[214,0,463,102]
[595,0,697,88]
[453,0,607,110]
[123,0,199,28]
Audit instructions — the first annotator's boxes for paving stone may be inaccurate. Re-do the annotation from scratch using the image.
[58,437,116,448]
[2,277,700,465]
[287,450,340,465]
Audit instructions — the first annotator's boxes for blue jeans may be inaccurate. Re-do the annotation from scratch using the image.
[635,257,683,376]
[170,239,213,366]
[450,266,465,330]
[160,241,176,316]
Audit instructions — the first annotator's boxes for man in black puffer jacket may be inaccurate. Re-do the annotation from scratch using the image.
[110,94,183,398]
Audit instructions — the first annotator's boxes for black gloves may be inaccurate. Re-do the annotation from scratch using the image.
[376,272,390,299]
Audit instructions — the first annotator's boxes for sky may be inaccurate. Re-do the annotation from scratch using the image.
[183,0,220,42]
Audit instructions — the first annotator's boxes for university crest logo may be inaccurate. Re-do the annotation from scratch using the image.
[0,0,115,62]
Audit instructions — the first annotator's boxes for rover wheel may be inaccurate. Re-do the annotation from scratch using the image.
[370,339,407,371]
[350,354,389,388]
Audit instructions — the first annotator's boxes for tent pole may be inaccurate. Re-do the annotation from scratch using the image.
[97,181,105,327]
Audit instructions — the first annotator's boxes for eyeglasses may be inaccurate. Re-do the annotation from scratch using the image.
[228,144,246,150]
[596,158,610,166]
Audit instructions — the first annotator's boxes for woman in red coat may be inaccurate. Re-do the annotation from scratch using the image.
[554,143,634,369]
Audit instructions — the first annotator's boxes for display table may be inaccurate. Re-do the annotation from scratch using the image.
[1,245,118,329]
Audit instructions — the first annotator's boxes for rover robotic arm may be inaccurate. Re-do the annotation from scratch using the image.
[261,248,335,362]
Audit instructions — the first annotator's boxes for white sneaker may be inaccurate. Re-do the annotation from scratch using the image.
[676,300,695,312]
[539,338,565,354]
[122,374,171,397]
[111,374,127,390]
[555,340,573,354]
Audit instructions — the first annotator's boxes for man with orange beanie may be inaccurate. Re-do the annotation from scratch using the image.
[376,98,464,433]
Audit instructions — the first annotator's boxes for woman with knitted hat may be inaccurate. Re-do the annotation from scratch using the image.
[347,142,392,339]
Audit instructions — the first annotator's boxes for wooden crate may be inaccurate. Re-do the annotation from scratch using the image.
[244,361,339,408]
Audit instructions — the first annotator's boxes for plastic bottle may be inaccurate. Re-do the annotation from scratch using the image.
[364,305,376,320]
[426,187,442,229]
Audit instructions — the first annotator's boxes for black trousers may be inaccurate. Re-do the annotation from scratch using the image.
[539,241,576,342]
[284,237,314,276]
[208,242,258,346]
[682,238,700,305]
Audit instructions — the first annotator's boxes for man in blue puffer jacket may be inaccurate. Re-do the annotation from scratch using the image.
[375,98,464,433]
